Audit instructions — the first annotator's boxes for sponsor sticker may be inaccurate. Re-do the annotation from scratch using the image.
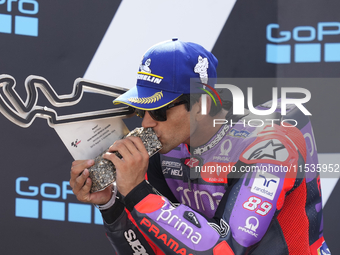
[251,171,280,200]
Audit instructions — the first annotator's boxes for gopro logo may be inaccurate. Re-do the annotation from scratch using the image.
[0,0,39,37]
[266,22,340,63]
[15,177,103,224]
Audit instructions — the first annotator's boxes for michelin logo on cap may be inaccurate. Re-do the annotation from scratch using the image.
[194,55,209,84]
[140,58,152,73]
[137,58,163,84]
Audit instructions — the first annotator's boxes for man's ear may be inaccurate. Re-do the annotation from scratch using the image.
[195,94,212,121]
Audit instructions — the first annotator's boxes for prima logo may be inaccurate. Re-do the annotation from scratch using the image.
[176,186,223,212]
[156,204,202,244]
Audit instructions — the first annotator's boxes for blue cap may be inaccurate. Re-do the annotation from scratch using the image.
[113,38,218,110]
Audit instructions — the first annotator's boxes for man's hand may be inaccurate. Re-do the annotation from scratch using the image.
[70,160,113,205]
[103,136,149,196]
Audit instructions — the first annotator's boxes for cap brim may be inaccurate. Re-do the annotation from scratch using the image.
[113,85,182,110]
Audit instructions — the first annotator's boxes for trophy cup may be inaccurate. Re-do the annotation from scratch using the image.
[0,74,161,193]
[88,127,162,192]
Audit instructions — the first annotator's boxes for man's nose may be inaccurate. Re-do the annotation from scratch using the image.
[141,111,157,128]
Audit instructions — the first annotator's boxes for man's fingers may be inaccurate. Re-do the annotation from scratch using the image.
[105,139,134,165]
[71,159,94,169]
[69,159,113,204]
[104,137,149,196]
[72,168,88,191]
[106,137,148,163]
[75,176,92,202]
[71,160,94,176]
[71,169,93,202]
[126,136,149,157]
[70,159,94,187]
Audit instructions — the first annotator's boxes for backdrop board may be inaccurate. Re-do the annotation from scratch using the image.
[0,0,339,254]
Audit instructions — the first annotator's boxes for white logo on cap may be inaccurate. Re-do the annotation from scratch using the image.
[194,55,209,84]
[140,58,152,73]
[137,58,163,84]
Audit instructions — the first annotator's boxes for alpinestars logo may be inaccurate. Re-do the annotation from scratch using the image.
[193,124,230,155]
[243,139,288,162]
[184,157,200,168]
[162,160,183,177]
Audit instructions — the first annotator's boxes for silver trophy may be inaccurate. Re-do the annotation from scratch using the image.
[88,127,162,193]
[0,75,162,193]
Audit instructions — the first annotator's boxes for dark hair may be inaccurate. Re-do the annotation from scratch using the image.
[178,94,229,117]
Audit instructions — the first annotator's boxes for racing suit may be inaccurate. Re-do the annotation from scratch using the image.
[100,103,330,255]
